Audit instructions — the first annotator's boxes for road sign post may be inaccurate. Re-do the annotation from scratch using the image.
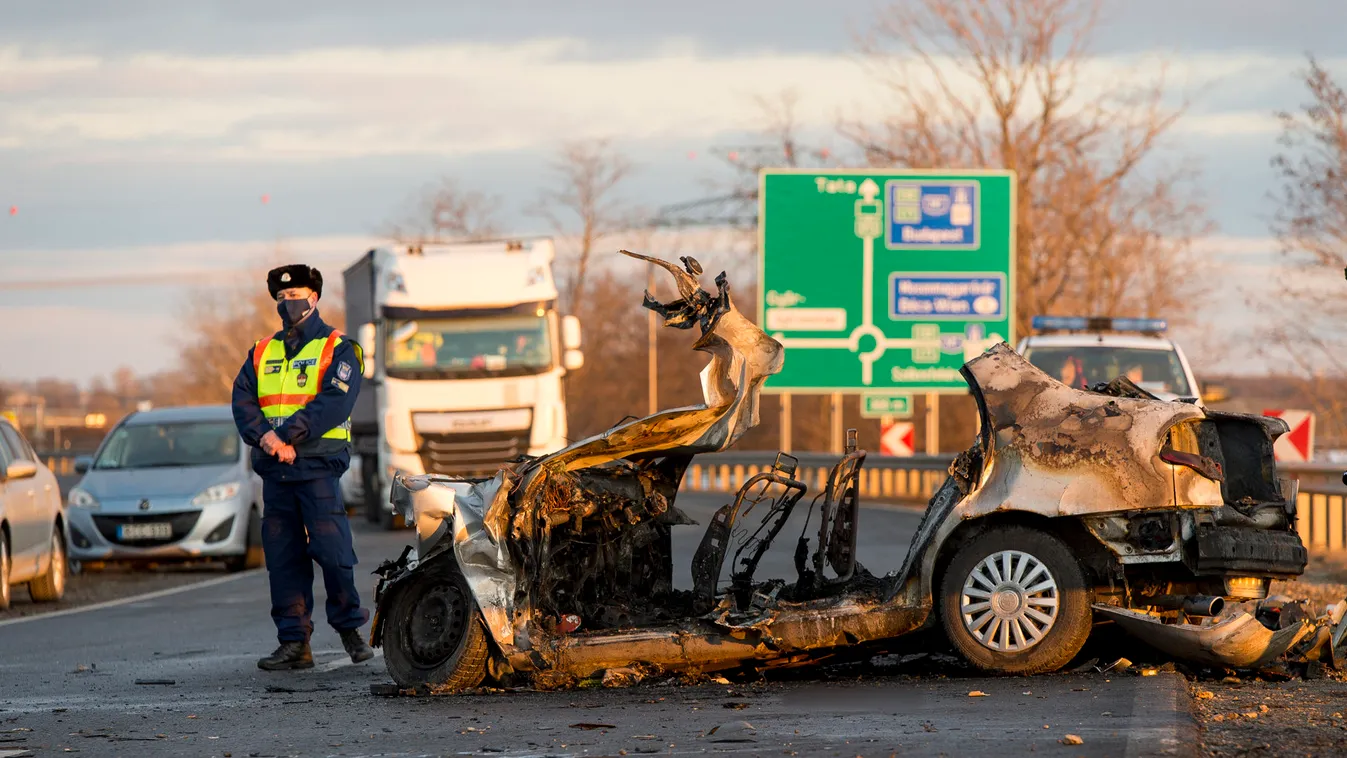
[759,170,1016,395]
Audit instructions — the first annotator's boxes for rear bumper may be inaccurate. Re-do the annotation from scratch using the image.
[1192,525,1308,577]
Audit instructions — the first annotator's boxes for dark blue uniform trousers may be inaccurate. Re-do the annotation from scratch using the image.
[260,477,368,642]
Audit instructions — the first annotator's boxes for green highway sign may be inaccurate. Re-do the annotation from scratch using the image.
[861,393,912,419]
[758,169,1016,393]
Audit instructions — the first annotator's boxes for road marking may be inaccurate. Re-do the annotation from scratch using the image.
[0,569,263,629]
[311,648,384,673]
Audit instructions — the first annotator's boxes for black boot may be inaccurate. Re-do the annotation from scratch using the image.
[257,640,314,671]
[340,628,375,663]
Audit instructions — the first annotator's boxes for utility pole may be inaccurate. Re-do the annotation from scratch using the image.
[647,264,658,416]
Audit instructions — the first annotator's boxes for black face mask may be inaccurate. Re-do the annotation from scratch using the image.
[277,298,313,327]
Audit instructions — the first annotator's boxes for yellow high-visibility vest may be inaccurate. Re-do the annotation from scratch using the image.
[253,330,352,455]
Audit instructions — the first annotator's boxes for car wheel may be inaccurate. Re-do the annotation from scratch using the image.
[382,559,489,690]
[939,526,1093,675]
[226,509,265,572]
[29,529,67,602]
[0,532,11,610]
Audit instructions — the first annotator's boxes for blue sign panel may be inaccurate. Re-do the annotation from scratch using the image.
[889,273,1006,321]
[886,181,979,249]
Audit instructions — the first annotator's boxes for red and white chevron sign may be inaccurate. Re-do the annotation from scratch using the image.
[880,422,915,457]
[1263,409,1314,463]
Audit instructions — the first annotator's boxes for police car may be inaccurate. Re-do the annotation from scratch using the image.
[1016,316,1220,405]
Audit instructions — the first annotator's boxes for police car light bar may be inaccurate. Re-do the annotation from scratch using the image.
[1030,315,1167,334]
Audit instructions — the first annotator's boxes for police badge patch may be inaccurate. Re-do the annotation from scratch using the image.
[296,373,308,388]
[337,361,351,381]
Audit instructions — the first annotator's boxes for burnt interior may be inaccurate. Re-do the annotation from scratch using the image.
[508,434,882,634]
[1201,413,1284,505]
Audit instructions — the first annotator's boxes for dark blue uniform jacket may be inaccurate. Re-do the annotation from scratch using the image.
[231,311,363,482]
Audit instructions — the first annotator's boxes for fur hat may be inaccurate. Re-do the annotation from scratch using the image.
[266,264,323,299]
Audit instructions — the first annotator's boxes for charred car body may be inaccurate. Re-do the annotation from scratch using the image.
[369,252,1340,690]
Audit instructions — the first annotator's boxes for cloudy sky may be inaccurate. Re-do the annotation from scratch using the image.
[2,0,1345,383]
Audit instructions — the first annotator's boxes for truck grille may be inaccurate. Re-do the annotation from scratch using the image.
[92,511,202,547]
[418,430,530,477]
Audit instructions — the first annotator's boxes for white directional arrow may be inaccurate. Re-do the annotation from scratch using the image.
[859,178,879,201]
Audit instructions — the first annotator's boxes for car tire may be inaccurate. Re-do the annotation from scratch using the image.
[382,558,489,690]
[226,509,265,572]
[0,532,11,611]
[29,529,67,602]
[939,526,1093,675]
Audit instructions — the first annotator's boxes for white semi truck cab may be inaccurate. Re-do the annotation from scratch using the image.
[343,239,583,527]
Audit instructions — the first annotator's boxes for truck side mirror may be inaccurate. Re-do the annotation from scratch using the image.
[563,350,585,371]
[562,315,582,351]
[357,323,377,379]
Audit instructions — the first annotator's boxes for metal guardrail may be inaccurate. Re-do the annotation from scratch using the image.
[685,454,1347,551]
[36,449,1347,550]
[40,452,83,477]
[682,452,954,505]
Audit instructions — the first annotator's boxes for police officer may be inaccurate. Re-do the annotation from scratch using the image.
[230,264,375,671]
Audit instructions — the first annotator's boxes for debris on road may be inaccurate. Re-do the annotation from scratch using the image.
[968,690,988,697]
[134,679,176,686]
[569,723,616,730]
[706,721,757,743]
[1061,734,1084,745]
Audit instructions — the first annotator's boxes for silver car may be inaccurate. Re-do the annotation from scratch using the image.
[0,418,67,609]
[67,405,264,571]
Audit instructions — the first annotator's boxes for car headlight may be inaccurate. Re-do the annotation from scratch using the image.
[192,482,242,505]
[68,487,99,509]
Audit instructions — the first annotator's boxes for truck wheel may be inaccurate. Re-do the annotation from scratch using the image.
[939,526,1092,675]
[382,559,489,690]
[29,529,67,602]
[360,465,382,525]
[379,504,407,531]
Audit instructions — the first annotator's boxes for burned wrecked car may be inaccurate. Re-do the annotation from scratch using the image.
[369,251,1337,690]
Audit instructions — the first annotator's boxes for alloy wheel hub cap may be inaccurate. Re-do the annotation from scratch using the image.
[960,549,1060,652]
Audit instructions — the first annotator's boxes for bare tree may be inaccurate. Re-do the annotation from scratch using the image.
[842,0,1209,335]
[532,139,635,313]
[384,177,501,244]
[1261,55,1347,443]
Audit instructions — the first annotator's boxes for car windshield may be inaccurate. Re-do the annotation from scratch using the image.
[1022,345,1193,396]
[385,314,553,379]
[93,421,241,470]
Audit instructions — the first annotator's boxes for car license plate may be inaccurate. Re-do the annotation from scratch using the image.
[118,522,172,540]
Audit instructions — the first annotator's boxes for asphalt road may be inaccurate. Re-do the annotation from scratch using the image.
[0,493,1197,757]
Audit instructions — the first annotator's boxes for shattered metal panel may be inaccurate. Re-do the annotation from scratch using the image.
[959,344,1205,517]
[1094,605,1310,669]
[393,252,785,654]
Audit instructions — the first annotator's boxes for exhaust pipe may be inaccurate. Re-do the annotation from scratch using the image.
[1140,595,1226,617]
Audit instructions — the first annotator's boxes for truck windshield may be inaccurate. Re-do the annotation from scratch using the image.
[385,314,553,379]
[1022,346,1192,396]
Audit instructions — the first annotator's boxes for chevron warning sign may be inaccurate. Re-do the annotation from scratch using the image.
[880,421,916,457]
[1263,409,1314,463]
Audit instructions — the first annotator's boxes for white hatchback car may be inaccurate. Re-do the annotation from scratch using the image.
[0,418,68,609]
